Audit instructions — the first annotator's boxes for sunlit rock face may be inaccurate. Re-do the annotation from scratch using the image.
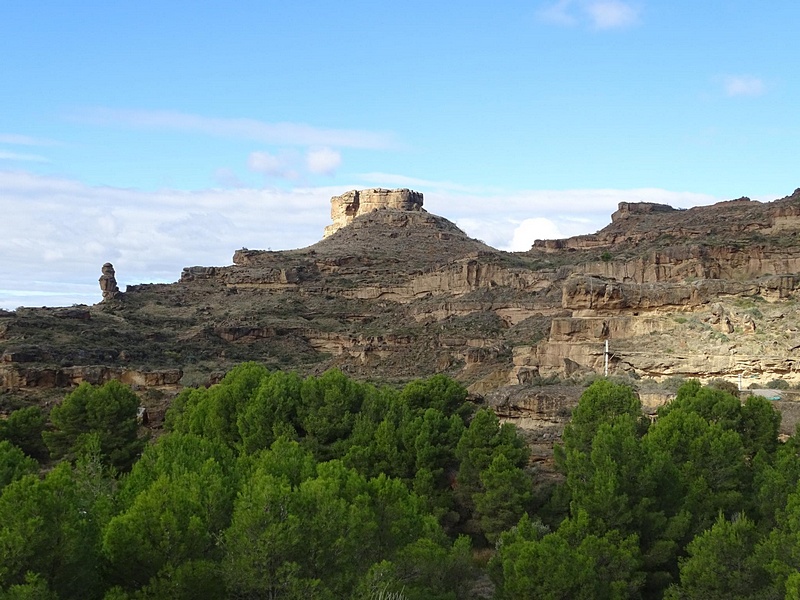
[323,188,424,237]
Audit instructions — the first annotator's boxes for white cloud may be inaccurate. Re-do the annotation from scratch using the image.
[247,150,299,179]
[537,0,640,30]
[0,151,49,162]
[0,133,61,146]
[537,0,577,26]
[585,0,639,29]
[509,218,564,251]
[306,147,342,175]
[248,147,342,179]
[0,133,61,164]
[723,75,765,97]
[70,108,397,150]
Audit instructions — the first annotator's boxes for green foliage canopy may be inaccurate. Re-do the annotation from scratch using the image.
[44,380,145,471]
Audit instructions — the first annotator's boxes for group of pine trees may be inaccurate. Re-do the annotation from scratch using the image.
[493,378,795,599]
[0,366,528,599]
[1,364,800,599]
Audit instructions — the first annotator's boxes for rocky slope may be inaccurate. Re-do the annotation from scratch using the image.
[4,186,800,439]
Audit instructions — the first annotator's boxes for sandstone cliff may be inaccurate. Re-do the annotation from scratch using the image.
[323,188,424,237]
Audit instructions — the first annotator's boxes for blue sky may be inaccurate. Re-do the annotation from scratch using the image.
[1,1,798,308]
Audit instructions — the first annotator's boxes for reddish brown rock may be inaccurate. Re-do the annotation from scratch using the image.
[99,263,120,300]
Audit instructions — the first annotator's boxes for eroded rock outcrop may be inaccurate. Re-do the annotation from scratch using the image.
[99,263,120,301]
[0,364,182,392]
[323,188,424,237]
[611,201,678,222]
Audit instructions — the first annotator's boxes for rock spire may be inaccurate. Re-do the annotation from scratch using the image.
[99,262,120,301]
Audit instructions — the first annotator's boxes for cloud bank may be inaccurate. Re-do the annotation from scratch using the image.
[0,170,336,309]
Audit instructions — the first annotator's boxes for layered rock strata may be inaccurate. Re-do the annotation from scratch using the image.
[323,188,424,237]
[4,188,800,430]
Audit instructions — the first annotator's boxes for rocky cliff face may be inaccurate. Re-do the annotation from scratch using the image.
[323,188,424,237]
[4,187,800,438]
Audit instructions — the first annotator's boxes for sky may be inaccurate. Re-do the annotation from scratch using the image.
[1,1,799,309]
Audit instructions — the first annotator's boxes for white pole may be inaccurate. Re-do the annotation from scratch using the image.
[604,340,609,377]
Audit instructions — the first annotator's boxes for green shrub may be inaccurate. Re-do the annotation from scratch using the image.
[708,378,740,396]
[766,379,790,390]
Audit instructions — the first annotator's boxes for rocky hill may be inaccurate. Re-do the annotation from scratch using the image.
[4,186,800,439]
